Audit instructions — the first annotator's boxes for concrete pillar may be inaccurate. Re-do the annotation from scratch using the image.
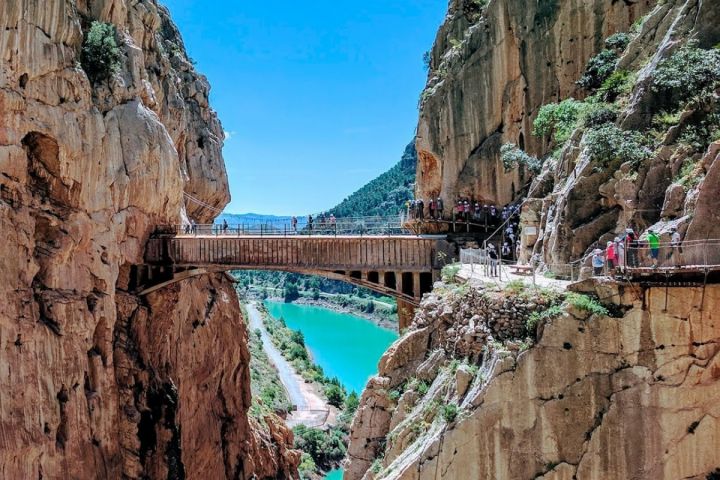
[397,299,416,332]
[396,271,403,296]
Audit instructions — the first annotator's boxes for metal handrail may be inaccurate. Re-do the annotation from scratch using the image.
[162,215,417,237]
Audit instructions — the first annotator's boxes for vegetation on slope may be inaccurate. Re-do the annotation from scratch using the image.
[247,324,293,418]
[328,142,416,218]
[234,270,398,323]
[252,303,362,478]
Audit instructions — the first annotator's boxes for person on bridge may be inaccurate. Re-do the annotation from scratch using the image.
[606,240,616,272]
[307,214,314,232]
[329,214,337,230]
[668,227,683,265]
[291,216,298,232]
[222,219,229,234]
[429,198,436,219]
[647,229,660,268]
[625,227,638,267]
[615,237,625,270]
[436,197,443,219]
[417,199,425,220]
[592,249,604,276]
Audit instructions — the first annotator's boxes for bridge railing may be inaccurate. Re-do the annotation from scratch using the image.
[160,215,415,237]
[623,239,720,273]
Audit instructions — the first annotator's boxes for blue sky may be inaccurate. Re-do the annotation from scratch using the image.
[162,0,446,215]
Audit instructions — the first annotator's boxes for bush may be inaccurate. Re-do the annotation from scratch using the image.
[441,263,461,283]
[578,50,619,90]
[533,98,589,144]
[584,124,651,168]
[298,453,317,478]
[598,70,632,101]
[284,282,300,302]
[441,403,459,423]
[500,144,543,174]
[566,293,609,316]
[506,279,526,294]
[293,425,347,470]
[605,33,630,52]
[583,107,618,128]
[652,46,720,108]
[81,21,122,84]
[679,111,720,153]
[325,384,346,408]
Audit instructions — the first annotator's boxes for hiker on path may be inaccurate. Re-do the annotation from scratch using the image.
[647,229,660,268]
[668,227,683,266]
[592,249,604,276]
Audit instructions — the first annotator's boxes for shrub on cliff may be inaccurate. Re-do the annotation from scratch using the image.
[81,21,122,84]
[578,49,619,90]
[533,98,588,145]
[652,45,720,108]
[500,144,543,174]
[584,124,651,168]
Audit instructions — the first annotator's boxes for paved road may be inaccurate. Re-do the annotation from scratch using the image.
[246,302,307,409]
[245,302,332,427]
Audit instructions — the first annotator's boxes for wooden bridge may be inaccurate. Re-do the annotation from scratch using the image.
[137,229,455,327]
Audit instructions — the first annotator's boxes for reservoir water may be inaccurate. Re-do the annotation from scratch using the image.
[264,301,398,396]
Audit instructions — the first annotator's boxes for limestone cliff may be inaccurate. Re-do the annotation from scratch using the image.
[415,0,653,207]
[346,280,720,479]
[347,1,720,478]
[0,1,298,478]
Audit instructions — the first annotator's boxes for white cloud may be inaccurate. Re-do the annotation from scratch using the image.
[224,130,238,141]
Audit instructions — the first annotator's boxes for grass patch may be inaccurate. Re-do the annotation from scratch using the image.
[567,293,609,316]
[441,403,459,423]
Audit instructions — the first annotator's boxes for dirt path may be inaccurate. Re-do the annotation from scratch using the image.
[245,302,335,427]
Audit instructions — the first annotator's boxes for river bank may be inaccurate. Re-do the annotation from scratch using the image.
[286,296,398,331]
[246,303,338,428]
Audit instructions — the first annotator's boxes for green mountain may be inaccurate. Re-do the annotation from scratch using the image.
[328,142,416,218]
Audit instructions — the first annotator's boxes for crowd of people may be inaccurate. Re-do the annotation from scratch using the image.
[405,196,520,228]
[591,226,683,276]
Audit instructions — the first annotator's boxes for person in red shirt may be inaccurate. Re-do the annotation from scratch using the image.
[606,240,616,272]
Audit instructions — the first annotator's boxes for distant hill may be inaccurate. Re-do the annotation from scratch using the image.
[215,213,292,225]
[217,141,417,223]
[328,141,416,218]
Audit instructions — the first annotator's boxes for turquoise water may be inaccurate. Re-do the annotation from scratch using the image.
[264,301,398,395]
[324,469,343,480]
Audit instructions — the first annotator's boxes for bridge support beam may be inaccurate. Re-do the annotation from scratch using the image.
[397,299,415,331]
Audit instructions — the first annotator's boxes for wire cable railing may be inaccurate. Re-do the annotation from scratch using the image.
[159,215,416,237]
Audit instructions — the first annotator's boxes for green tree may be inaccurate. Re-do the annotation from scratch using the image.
[81,21,122,84]
[325,384,346,408]
[284,282,299,302]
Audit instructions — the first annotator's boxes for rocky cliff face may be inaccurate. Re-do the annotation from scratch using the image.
[0,1,298,478]
[524,0,720,270]
[415,0,652,206]
[347,1,720,478]
[346,280,720,479]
